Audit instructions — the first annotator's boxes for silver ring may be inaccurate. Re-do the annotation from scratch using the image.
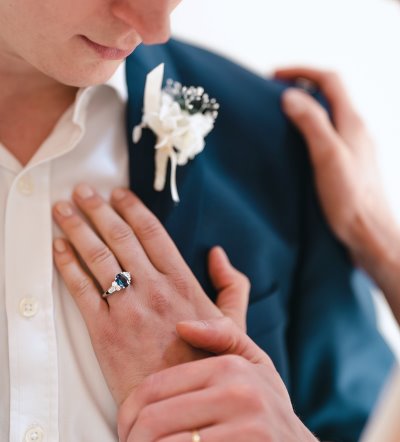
[102,272,132,298]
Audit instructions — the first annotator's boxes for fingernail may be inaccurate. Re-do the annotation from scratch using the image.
[282,89,307,115]
[112,188,127,201]
[215,246,228,260]
[56,202,73,217]
[53,238,67,253]
[75,183,94,199]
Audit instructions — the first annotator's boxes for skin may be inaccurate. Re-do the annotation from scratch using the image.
[52,184,249,405]
[52,184,317,441]
[2,0,391,439]
[51,67,400,439]
[119,317,316,442]
[277,68,400,324]
[2,0,314,439]
[0,0,180,165]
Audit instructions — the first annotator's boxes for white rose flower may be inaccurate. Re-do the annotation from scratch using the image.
[133,64,219,203]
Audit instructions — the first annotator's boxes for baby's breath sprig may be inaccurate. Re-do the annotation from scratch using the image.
[164,79,220,119]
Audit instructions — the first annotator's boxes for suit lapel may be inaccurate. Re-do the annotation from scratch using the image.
[124,42,208,273]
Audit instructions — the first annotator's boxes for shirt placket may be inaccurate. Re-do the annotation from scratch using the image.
[5,161,59,442]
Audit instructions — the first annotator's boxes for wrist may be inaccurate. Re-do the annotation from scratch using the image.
[348,206,400,280]
[350,210,400,323]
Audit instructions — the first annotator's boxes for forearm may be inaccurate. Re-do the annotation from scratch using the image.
[360,249,400,326]
[351,211,400,325]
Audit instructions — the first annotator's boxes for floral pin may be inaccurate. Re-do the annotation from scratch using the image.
[133,63,219,203]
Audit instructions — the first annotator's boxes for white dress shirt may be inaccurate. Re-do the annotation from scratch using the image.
[0,61,130,442]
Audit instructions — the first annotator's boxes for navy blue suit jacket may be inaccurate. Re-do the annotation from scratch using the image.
[124,38,394,441]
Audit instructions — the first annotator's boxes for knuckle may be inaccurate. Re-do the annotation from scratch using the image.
[87,244,114,266]
[170,273,192,297]
[136,404,158,430]
[137,215,162,241]
[70,276,93,299]
[108,221,134,244]
[225,383,255,403]
[227,385,266,414]
[247,393,266,413]
[148,288,170,314]
[220,315,235,329]
[217,354,248,374]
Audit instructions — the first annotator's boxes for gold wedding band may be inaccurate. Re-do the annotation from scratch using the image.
[192,429,201,442]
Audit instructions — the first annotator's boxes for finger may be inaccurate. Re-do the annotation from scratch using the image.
[176,317,270,366]
[209,246,250,331]
[274,67,355,118]
[275,67,363,140]
[52,200,125,306]
[282,88,350,169]
[126,387,238,442]
[157,424,251,442]
[118,356,247,441]
[52,237,108,327]
[72,183,154,278]
[110,188,191,275]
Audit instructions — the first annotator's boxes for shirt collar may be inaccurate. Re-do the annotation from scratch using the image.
[104,60,128,102]
[72,60,128,127]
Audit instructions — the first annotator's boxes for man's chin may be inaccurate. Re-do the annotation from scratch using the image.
[51,59,124,88]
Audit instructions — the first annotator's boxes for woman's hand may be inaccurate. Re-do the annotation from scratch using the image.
[276,67,400,321]
[52,184,250,406]
[118,317,318,442]
[277,67,396,260]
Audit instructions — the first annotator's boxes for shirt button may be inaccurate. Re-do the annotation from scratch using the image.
[19,297,39,318]
[25,426,44,442]
[17,174,34,195]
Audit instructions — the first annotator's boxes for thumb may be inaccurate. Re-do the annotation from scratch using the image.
[282,88,345,168]
[176,316,271,366]
[208,246,250,331]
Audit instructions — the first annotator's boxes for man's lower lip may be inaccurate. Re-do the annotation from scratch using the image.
[81,36,135,60]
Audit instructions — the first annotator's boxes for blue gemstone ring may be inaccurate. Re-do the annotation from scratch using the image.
[102,272,132,298]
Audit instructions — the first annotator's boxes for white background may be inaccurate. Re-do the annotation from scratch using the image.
[171,0,400,357]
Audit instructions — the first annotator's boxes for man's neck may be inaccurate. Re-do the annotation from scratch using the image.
[0,49,79,167]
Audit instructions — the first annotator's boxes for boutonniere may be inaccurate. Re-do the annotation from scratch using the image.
[133,63,219,203]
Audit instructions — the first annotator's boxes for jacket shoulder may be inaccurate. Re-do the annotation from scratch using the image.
[165,37,287,108]
[161,38,299,160]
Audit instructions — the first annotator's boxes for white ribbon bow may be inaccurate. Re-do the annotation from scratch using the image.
[133,63,215,203]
